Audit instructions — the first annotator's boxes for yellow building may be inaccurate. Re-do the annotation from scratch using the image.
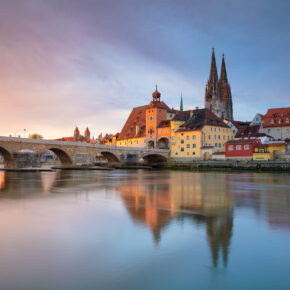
[170,108,234,160]
[253,142,286,161]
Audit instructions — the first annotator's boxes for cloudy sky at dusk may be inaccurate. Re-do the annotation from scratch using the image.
[0,0,289,139]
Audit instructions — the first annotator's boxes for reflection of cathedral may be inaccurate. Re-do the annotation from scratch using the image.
[118,171,234,267]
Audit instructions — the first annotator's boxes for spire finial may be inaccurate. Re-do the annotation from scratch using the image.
[209,48,218,83]
[155,81,158,91]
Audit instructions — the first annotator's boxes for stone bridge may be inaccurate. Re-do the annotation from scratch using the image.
[0,136,170,168]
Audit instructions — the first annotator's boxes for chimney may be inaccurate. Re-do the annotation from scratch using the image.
[241,133,245,140]
[248,132,251,140]
[195,106,199,110]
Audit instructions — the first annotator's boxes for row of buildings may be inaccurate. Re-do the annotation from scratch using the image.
[58,49,290,161]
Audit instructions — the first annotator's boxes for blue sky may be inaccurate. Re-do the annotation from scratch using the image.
[0,0,289,138]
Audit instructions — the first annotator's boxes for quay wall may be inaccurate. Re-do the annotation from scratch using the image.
[165,160,290,172]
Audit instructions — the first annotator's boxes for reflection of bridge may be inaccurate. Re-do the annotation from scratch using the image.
[0,136,170,168]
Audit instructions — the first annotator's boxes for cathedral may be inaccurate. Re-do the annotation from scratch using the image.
[205,48,234,120]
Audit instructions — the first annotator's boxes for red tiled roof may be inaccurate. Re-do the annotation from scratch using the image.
[263,107,290,128]
[118,101,171,141]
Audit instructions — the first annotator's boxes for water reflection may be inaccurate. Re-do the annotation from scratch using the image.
[118,171,234,267]
[0,169,289,273]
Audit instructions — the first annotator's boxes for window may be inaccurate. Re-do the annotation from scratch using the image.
[159,129,162,134]
[192,135,196,140]
[164,129,168,133]
[215,135,216,140]
[186,136,189,140]
[219,128,221,132]
[223,136,225,140]
[228,136,229,140]
[186,144,190,148]
[192,152,195,155]
[271,119,274,124]
[181,140,184,144]
[286,119,289,124]
[214,128,216,132]
[208,135,211,140]
[244,145,250,150]
[181,133,184,136]
[219,143,221,148]
[268,129,271,133]
[192,144,196,148]
[218,135,220,140]
[236,145,242,150]
[175,152,178,155]
[181,147,184,152]
[215,143,217,147]
[210,127,212,131]
[149,116,154,121]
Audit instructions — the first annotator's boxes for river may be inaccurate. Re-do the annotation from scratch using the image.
[0,169,289,289]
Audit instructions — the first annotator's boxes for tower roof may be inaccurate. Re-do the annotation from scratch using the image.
[220,53,228,83]
[74,126,80,133]
[152,83,161,100]
[84,127,90,134]
[209,48,218,83]
[180,92,183,112]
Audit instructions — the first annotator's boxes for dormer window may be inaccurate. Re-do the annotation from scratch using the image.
[278,119,282,124]
[286,119,289,124]
[270,119,274,124]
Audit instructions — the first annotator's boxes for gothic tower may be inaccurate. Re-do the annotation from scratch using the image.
[204,48,225,119]
[219,54,233,120]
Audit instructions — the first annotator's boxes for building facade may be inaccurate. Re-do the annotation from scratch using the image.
[263,107,290,140]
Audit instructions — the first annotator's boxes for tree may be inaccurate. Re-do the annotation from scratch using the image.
[28,133,43,140]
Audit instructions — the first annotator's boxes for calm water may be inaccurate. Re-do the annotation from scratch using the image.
[0,169,290,290]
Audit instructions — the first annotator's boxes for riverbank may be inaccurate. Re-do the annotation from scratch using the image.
[165,160,290,172]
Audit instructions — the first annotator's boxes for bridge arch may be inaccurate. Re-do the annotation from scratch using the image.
[0,146,14,168]
[142,153,168,165]
[100,151,120,163]
[49,148,73,166]
[157,137,170,149]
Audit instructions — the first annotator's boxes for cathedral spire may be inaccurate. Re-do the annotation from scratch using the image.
[209,48,218,83]
[220,53,228,83]
[180,92,183,112]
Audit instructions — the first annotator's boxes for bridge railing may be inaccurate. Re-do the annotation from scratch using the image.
[0,136,170,153]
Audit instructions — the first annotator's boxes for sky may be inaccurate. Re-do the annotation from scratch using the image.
[0,0,289,139]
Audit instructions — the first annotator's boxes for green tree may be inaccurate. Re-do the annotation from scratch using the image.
[28,133,43,140]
